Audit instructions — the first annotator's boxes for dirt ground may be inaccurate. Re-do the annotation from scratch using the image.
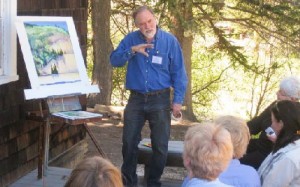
[85,109,193,181]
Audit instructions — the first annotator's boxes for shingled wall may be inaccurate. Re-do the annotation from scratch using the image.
[0,0,89,186]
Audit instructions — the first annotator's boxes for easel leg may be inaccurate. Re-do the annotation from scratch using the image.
[38,120,44,179]
[43,118,50,176]
[83,123,107,158]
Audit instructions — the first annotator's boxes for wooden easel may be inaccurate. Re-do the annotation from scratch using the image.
[16,15,104,179]
[40,94,106,177]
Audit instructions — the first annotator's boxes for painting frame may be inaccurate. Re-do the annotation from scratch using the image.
[16,16,99,100]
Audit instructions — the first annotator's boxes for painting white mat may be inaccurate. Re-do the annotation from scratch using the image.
[15,16,99,100]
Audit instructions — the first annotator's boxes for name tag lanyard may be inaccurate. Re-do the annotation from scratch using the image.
[151,39,163,65]
[154,38,159,55]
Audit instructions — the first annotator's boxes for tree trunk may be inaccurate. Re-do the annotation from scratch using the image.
[169,1,196,121]
[181,34,196,121]
[88,0,113,107]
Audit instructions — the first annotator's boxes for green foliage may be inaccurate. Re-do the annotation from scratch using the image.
[107,0,300,121]
[191,36,230,120]
[111,66,129,106]
[86,3,94,79]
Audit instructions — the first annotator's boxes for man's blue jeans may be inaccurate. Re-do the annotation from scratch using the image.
[121,90,171,187]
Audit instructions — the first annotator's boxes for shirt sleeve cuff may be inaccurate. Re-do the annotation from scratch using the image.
[173,96,184,104]
[125,48,136,58]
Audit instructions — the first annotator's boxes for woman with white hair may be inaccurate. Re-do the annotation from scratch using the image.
[240,75,300,169]
[182,122,234,187]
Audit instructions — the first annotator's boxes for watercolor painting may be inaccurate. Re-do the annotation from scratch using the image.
[16,16,99,99]
[24,20,80,85]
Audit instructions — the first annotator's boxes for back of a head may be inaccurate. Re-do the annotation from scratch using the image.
[271,100,300,152]
[214,115,250,159]
[64,156,123,187]
[183,122,233,180]
[280,75,300,100]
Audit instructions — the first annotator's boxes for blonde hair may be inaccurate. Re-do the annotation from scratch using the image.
[214,115,250,159]
[64,156,123,187]
[183,122,233,180]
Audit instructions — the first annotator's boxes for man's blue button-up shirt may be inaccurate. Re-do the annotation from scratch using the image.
[110,28,188,104]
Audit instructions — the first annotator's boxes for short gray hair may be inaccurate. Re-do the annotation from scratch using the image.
[132,6,155,23]
[280,75,300,100]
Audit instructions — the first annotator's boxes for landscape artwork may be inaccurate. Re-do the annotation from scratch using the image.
[24,20,80,85]
[16,16,99,99]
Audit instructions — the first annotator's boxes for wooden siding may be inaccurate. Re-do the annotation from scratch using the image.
[0,0,89,186]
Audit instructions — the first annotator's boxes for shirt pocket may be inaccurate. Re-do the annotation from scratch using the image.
[151,53,169,70]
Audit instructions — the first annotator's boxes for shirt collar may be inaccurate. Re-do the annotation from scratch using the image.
[156,26,161,39]
[230,159,241,166]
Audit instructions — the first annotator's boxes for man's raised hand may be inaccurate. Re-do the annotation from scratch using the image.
[131,44,154,57]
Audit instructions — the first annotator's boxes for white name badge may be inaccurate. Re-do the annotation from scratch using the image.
[152,55,162,65]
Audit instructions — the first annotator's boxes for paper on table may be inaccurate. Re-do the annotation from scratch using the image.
[52,111,102,120]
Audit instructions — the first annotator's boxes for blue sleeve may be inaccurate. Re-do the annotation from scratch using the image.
[110,37,136,67]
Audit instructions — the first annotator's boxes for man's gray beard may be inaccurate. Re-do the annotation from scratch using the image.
[144,31,155,40]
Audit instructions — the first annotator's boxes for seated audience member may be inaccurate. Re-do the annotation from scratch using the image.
[215,115,261,187]
[64,156,123,187]
[182,122,234,187]
[240,75,300,169]
[258,100,300,187]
